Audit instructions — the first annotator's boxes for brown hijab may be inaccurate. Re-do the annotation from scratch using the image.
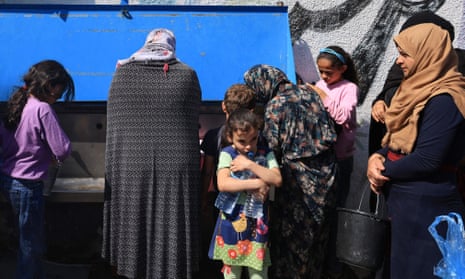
[382,23,465,154]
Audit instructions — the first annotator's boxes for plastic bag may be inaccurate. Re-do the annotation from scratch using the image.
[428,212,465,278]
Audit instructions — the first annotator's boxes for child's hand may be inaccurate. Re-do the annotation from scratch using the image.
[230,154,253,172]
[251,182,270,202]
[305,82,327,100]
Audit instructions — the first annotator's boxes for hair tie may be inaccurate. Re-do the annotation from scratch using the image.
[320,48,346,64]
[21,84,28,90]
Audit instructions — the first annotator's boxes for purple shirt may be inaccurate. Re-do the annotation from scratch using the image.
[0,96,71,180]
[316,79,358,160]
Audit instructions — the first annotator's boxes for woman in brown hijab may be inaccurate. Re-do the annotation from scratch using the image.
[367,23,465,279]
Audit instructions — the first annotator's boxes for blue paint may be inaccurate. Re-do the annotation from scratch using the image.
[0,4,294,101]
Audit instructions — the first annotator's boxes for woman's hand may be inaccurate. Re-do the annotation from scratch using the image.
[367,153,389,194]
[371,100,387,123]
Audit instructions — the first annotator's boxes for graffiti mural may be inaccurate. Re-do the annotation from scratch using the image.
[289,0,446,105]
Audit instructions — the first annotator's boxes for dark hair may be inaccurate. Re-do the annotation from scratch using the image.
[400,11,455,41]
[317,45,359,86]
[224,108,263,141]
[223,84,256,114]
[3,60,75,130]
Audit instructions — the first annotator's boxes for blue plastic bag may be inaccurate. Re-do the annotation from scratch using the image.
[428,212,465,278]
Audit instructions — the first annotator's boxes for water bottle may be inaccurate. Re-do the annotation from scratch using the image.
[243,152,264,219]
[215,151,255,214]
[214,190,239,215]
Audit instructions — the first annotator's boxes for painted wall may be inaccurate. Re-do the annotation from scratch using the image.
[126,0,464,189]
[141,0,462,191]
[277,0,465,188]
[2,0,464,194]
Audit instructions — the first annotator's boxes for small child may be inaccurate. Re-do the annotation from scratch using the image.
[199,84,256,279]
[200,84,256,209]
[209,108,282,279]
[307,46,359,278]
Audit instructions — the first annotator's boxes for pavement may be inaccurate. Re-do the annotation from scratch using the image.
[0,201,112,279]
[0,248,95,279]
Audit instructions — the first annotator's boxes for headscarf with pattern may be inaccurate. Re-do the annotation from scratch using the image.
[116,28,177,67]
[243,64,290,104]
[382,23,465,153]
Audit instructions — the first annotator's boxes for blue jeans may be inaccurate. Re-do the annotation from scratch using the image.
[0,174,45,279]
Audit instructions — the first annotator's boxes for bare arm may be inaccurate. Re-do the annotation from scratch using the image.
[371,100,387,123]
[306,83,327,100]
[217,167,268,193]
[231,154,282,187]
[366,153,389,194]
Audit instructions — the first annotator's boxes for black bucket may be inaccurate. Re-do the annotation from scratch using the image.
[336,185,389,271]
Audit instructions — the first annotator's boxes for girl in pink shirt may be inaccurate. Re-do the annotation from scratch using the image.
[307,45,359,278]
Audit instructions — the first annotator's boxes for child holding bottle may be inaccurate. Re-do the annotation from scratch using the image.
[209,108,282,279]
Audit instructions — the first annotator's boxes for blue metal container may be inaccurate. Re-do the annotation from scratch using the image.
[0,4,295,101]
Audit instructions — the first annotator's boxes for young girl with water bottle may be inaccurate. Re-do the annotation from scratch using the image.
[209,108,282,279]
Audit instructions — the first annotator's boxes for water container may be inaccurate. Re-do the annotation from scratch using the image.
[216,150,267,218]
[214,191,239,215]
[214,152,253,214]
[242,152,265,219]
[336,185,389,271]
[244,192,263,219]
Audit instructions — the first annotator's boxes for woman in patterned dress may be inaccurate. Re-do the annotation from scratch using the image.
[103,28,201,279]
[244,65,338,278]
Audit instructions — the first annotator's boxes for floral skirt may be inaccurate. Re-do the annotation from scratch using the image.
[208,202,271,271]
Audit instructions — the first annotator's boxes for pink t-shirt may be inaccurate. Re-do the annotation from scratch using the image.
[316,79,358,160]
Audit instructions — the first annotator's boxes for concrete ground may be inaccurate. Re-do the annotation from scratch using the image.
[0,201,113,279]
[0,249,92,279]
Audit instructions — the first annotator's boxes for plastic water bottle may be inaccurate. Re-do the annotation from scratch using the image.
[215,151,253,214]
[243,152,264,219]
[214,190,239,215]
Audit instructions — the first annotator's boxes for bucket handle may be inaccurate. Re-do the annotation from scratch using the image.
[357,183,383,217]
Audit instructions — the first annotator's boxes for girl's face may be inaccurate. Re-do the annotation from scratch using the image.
[44,84,65,104]
[230,128,259,155]
[396,46,415,77]
[317,57,347,85]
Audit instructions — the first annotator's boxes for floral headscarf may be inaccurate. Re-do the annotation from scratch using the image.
[382,23,465,153]
[243,64,290,104]
[117,28,177,68]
